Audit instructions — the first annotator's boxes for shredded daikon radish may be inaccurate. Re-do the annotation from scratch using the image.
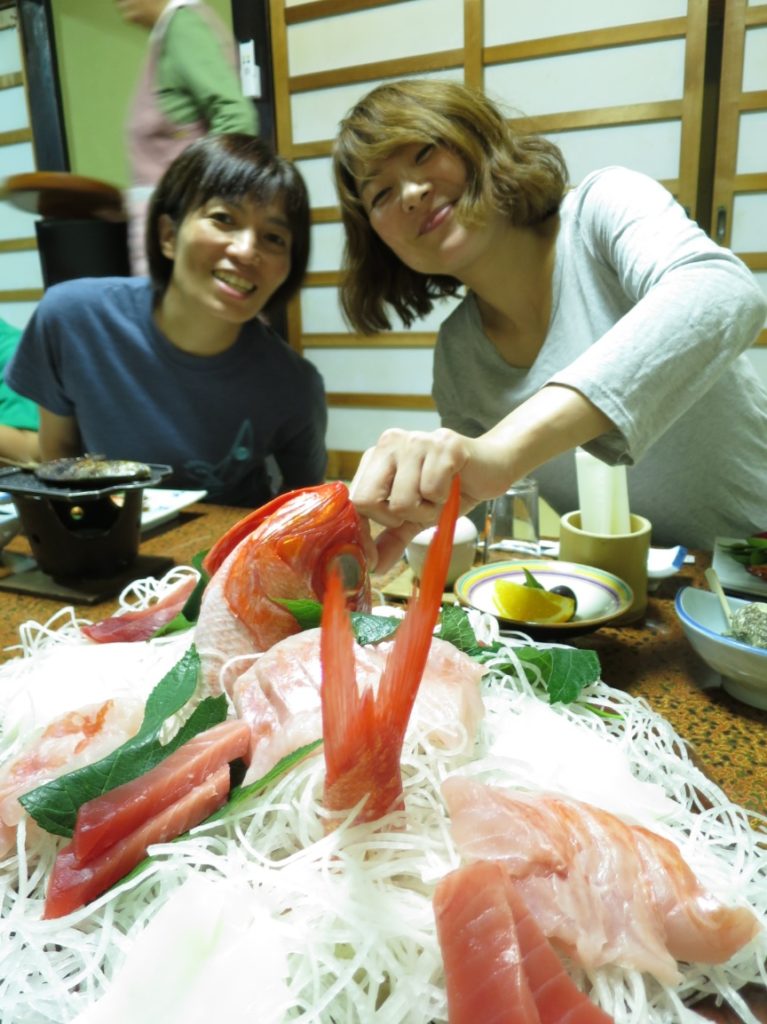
[0,583,765,1024]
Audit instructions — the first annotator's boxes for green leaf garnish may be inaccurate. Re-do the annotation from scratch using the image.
[439,604,485,657]
[522,567,544,589]
[275,597,400,645]
[19,646,226,837]
[153,551,210,636]
[513,647,601,703]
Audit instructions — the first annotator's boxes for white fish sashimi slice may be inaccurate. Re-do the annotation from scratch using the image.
[236,628,486,786]
[70,875,290,1024]
[480,693,678,825]
[442,777,761,986]
[0,634,192,755]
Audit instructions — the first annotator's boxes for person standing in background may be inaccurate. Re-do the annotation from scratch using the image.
[116,0,258,273]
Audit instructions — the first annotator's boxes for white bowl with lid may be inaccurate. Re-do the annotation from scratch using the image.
[405,516,478,586]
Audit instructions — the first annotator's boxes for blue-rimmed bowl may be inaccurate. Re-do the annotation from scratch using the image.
[675,587,767,709]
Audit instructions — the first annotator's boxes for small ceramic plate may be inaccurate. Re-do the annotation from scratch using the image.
[453,559,633,636]
[712,537,767,599]
[140,488,208,531]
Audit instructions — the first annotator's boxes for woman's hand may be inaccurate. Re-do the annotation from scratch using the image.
[350,427,512,572]
[350,386,616,573]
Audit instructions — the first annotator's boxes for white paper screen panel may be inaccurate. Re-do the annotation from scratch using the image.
[742,26,767,92]
[549,122,681,186]
[0,249,42,290]
[730,194,767,252]
[0,301,36,329]
[287,0,463,77]
[0,140,35,179]
[0,203,36,241]
[737,112,767,175]
[291,69,465,146]
[326,408,440,453]
[0,27,21,74]
[308,222,345,273]
[484,0,687,45]
[749,0,767,7]
[0,85,27,131]
[484,40,685,118]
[301,287,461,335]
[296,157,336,208]
[307,348,435,395]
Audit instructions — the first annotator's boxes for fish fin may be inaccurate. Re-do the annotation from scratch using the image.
[378,475,461,736]
[320,568,371,775]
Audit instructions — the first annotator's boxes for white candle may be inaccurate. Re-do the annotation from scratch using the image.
[575,449,631,535]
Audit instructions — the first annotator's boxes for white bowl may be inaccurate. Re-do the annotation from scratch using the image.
[675,587,767,709]
[405,516,478,586]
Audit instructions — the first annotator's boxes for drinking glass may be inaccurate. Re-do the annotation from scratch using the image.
[483,477,541,561]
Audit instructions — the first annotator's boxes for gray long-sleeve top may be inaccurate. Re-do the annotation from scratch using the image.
[434,167,767,549]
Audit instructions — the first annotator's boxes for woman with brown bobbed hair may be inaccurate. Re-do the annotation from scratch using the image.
[333,79,767,571]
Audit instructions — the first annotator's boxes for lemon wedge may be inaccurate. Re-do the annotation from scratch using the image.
[493,579,576,623]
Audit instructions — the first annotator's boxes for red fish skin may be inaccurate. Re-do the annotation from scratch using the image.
[81,576,197,644]
[321,476,461,825]
[196,483,371,693]
[72,719,251,864]
[433,860,541,1024]
[43,764,230,919]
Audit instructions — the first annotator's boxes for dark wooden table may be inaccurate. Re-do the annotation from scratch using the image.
[0,502,764,1022]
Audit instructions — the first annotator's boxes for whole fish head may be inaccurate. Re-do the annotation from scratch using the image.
[257,483,371,612]
[201,483,372,657]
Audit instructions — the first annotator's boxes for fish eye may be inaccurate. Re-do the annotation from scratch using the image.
[329,553,364,597]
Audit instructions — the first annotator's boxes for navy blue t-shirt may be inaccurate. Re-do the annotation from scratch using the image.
[5,278,327,507]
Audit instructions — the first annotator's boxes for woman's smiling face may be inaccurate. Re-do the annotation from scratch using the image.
[159,195,293,328]
[361,142,491,279]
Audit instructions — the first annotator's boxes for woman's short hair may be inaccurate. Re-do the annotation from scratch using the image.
[333,79,569,334]
[146,133,310,312]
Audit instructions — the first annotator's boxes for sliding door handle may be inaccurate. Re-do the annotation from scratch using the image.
[715,205,727,243]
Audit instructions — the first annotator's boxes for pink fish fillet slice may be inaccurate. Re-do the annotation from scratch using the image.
[433,860,615,1024]
[321,476,461,824]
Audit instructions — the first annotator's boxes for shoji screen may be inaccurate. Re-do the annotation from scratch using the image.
[0,4,41,330]
[270,0,711,478]
[713,0,767,356]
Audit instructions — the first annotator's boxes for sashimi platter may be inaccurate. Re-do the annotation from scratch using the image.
[0,482,765,1024]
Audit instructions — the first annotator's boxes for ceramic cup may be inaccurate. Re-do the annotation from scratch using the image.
[406,515,478,586]
[559,510,652,623]
[483,477,541,562]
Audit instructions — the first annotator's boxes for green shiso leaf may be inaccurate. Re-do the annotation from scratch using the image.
[19,646,227,838]
[512,647,601,703]
[275,597,400,645]
[443,604,601,705]
[152,551,210,636]
[207,739,323,820]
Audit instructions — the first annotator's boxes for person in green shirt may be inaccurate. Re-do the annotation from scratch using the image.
[0,318,38,464]
[117,0,259,272]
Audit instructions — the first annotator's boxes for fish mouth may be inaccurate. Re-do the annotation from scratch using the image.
[213,270,257,296]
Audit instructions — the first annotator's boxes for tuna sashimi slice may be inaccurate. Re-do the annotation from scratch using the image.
[72,719,250,864]
[504,879,614,1024]
[434,860,541,1024]
[43,765,230,919]
[82,576,197,644]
